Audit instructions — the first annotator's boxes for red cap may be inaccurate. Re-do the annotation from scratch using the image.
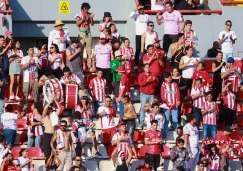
[154,38,161,43]
[117,65,126,73]
[118,121,126,127]
[5,30,12,37]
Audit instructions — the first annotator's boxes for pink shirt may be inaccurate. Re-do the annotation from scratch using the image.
[160,10,183,35]
[48,53,63,70]
[94,44,113,69]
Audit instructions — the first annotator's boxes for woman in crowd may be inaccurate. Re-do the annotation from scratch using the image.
[206,144,222,171]
[48,43,64,79]
[171,33,185,71]
[17,148,32,171]
[45,151,61,171]
[0,153,18,171]
[8,41,23,101]
[35,41,49,79]
[98,12,113,32]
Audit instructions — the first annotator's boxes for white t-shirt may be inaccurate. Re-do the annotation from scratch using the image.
[183,123,199,151]
[218,30,237,53]
[151,0,165,10]
[21,56,39,82]
[17,157,29,171]
[145,113,165,130]
[130,11,150,35]
[181,56,196,79]
[1,112,18,130]
[97,106,116,129]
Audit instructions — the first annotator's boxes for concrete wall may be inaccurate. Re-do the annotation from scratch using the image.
[8,0,243,57]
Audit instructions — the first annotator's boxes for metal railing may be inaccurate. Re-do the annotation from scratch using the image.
[220,0,243,5]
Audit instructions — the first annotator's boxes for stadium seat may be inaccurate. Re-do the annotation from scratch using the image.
[84,160,98,171]
[204,60,213,72]
[84,74,96,86]
[107,145,116,158]
[102,132,112,144]
[237,118,243,130]
[27,147,45,159]
[138,145,147,158]
[97,144,109,158]
[133,130,145,143]
[16,118,28,131]
[133,103,141,114]
[161,145,171,159]
[181,103,192,115]
[231,131,242,143]
[12,147,21,159]
[19,131,28,145]
[99,160,114,171]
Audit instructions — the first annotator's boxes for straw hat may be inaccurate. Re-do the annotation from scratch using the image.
[54,20,65,27]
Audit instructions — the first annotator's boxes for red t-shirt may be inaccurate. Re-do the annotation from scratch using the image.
[192,70,210,85]
[119,74,131,97]
[145,130,162,155]
[143,53,161,77]
[3,162,17,171]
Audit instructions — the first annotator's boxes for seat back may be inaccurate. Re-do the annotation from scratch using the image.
[12,147,21,159]
[28,147,44,159]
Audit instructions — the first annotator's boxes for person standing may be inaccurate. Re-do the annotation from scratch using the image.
[183,115,199,171]
[69,156,87,171]
[156,1,185,53]
[75,2,94,69]
[130,5,150,66]
[218,20,237,62]
[66,38,85,84]
[181,20,198,48]
[145,120,163,171]
[138,64,159,127]
[171,33,185,70]
[21,46,42,114]
[141,21,158,54]
[48,20,70,63]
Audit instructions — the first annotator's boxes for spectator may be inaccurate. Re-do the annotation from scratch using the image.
[98,12,113,32]
[110,23,120,41]
[69,156,87,171]
[116,151,132,171]
[171,33,185,70]
[154,38,166,68]
[143,45,163,78]
[207,41,220,58]
[0,67,4,123]
[43,96,61,158]
[27,102,43,148]
[176,126,184,142]
[89,69,107,114]
[206,144,222,171]
[218,20,237,62]
[174,0,197,10]
[183,115,199,171]
[0,153,18,171]
[0,35,11,80]
[221,82,236,128]
[145,103,165,131]
[0,0,6,11]
[122,95,137,140]
[221,57,242,93]
[17,148,32,171]
[130,5,150,66]
[75,2,94,69]
[103,27,120,50]
[141,21,158,54]
[111,50,123,97]
[191,78,209,126]
[195,161,205,171]
[182,20,198,48]
[48,43,64,79]
[151,0,165,10]
[116,65,130,118]
[156,1,185,53]
[45,151,61,171]
[66,37,85,82]
[97,96,118,143]
[145,120,163,171]
[1,104,20,147]
[37,67,55,88]
[192,61,210,87]
[161,73,180,138]
[92,33,113,93]
[111,121,136,167]
[50,120,74,171]
[0,136,11,166]
[7,41,23,101]
[135,159,152,171]
[138,64,159,127]
[201,91,218,139]
[170,138,191,171]
[171,67,187,101]
[48,20,70,61]
[212,51,225,101]
[35,42,48,79]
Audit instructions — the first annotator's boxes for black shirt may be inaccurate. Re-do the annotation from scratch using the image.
[207,48,220,58]
[116,162,128,171]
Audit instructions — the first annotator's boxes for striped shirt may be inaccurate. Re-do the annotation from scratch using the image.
[160,82,180,108]
[89,78,107,102]
[112,132,133,155]
[207,153,220,170]
[221,66,241,93]
[120,46,134,74]
[27,113,43,136]
[201,101,217,125]
[191,86,209,109]
[222,90,236,110]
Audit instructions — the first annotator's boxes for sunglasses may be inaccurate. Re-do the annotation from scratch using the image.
[76,159,81,161]
[149,25,155,27]
[106,100,112,102]
[226,24,232,27]
[60,125,66,127]
[50,47,55,49]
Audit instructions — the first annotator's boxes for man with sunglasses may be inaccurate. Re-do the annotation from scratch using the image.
[218,20,237,62]
[69,156,87,171]
[141,21,158,54]
[50,120,75,171]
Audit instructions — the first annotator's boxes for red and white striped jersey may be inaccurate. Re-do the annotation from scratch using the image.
[112,132,133,155]
[201,101,217,125]
[191,86,209,109]
[221,66,241,93]
[222,90,236,110]
[146,113,165,130]
[182,29,198,47]
[89,78,107,102]
[160,82,180,108]
[75,104,93,127]
[120,46,134,74]
[60,74,81,85]
[97,105,116,129]
[27,113,43,136]
[207,153,220,170]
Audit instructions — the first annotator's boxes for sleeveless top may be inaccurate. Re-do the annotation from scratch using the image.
[145,31,157,50]
[213,60,224,76]
[66,46,83,73]
[181,56,195,79]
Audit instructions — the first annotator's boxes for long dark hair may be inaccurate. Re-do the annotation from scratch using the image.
[12,41,20,53]
[209,144,221,160]
[33,102,43,115]
[51,43,60,53]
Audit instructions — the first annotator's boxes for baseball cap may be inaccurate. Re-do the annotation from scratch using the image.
[154,38,161,43]
[227,57,234,63]
[80,95,89,100]
[115,50,122,57]
[71,38,79,44]
[118,121,126,127]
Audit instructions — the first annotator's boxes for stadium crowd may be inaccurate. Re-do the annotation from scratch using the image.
[0,0,240,171]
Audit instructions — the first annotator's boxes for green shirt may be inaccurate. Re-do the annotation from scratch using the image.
[110,59,122,82]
